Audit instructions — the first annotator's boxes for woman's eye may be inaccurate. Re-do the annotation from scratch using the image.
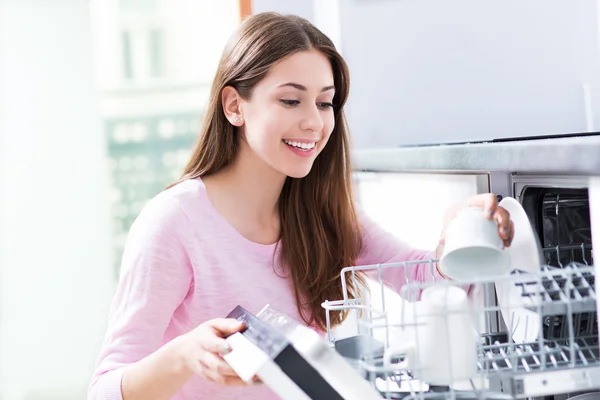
[280,99,300,107]
[317,102,334,110]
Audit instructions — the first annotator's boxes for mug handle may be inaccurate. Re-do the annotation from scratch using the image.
[383,342,414,370]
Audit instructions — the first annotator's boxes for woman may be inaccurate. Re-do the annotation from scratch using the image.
[89,12,513,400]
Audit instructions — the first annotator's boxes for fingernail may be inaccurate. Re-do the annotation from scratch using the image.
[489,210,495,217]
[503,228,509,236]
[249,376,263,385]
[220,344,231,355]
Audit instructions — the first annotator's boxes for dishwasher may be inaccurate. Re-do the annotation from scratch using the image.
[319,174,599,400]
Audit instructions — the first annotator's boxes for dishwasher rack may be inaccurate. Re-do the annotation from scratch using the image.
[322,258,599,400]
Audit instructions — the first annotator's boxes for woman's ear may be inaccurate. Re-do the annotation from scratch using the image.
[222,86,244,126]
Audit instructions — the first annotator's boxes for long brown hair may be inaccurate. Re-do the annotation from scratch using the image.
[170,12,363,330]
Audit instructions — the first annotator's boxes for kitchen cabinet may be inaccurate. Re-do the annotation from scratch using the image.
[340,0,600,147]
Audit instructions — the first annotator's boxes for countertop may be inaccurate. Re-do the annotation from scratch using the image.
[353,135,600,174]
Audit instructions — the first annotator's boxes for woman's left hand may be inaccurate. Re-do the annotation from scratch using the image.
[436,194,514,259]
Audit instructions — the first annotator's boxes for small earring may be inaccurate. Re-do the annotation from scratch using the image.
[234,117,241,124]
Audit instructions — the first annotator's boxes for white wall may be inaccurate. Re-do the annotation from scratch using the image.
[339,0,600,147]
[0,1,114,398]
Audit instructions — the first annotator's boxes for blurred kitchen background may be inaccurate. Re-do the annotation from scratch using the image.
[0,0,599,399]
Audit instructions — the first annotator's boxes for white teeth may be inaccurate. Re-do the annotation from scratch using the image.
[283,139,316,150]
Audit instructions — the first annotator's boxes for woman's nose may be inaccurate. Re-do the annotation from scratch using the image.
[300,105,324,133]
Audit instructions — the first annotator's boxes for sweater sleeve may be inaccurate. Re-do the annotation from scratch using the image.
[355,206,444,299]
[88,194,194,400]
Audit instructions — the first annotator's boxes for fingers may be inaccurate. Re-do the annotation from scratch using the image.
[202,336,233,356]
[196,318,245,355]
[190,343,249,387]
[467,194,514,245]
[468,193,498,220]
[200,369,248,386]
[185,319,255,387]
[207,318,246,336]
[493,207,513,247]
[200,352,239,377]
[452,194,515,247]
[199,352,250,386]
[198,354,262,386]
[502,219,514,248]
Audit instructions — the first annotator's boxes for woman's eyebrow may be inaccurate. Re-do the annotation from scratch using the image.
[277,82,335,92]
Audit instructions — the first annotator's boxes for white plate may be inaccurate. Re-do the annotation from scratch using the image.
[495,197,544,343]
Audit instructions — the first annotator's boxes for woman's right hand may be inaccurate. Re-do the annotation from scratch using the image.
[176,318,251,386]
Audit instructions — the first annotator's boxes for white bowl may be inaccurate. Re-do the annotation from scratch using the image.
[439,206,510,281]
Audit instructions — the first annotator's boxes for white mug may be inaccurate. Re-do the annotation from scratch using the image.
[383,285,479,386]
[439,206,510,281]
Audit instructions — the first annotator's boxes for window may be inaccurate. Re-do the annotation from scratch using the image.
[148,28,165,78]
[121,30,133,79]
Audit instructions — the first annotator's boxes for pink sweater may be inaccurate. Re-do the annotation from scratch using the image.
[89,177,441,400]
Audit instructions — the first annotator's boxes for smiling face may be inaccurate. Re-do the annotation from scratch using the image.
[228,50,336,179]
